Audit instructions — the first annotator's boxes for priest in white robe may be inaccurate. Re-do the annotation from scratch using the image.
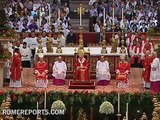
[52,56,67,85]
[150,51,160,93]
[96,56,111,85]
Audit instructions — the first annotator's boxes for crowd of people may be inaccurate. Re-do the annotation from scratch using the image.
[90,0,159,32]
[3,0,70,35]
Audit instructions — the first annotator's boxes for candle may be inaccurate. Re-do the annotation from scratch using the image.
[103,7,105,26]
[126,103,128,120]
[37,102,39,119]
[39,7,41,27]
[122,4,124,27]
[58,9,60,19]
[44,92,46,109]
[118,93,120,113]
[80,5,82,26]
[113,0,115,25]
[49,5,51,26]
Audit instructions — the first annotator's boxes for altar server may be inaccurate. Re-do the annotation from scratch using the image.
[29,32,38,58]
[96,56,111,85]
[116,54,130,88]
[150,51,160,93]
[52,56,67,85]
[34,54,48,88]
[20,42,32,68]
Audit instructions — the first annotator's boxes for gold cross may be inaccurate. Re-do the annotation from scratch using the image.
[74,4,88,26]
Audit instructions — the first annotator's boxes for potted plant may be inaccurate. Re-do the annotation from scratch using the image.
[51,100,66,120]
[99,101,114,120]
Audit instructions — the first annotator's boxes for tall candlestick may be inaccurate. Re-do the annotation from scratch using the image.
[44,92,46,109]
[126,103,128,120]
[58,9,60,19]
[103,7,105,26]
[49,5,51,26]
[80,6,82,26]
[118,93,120,113]
[39,7,41,27]
[113,1,115,25]
[122,4,124,28]
[37,102,39,119]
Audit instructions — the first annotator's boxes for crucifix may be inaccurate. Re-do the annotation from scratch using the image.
[74,4,87,26]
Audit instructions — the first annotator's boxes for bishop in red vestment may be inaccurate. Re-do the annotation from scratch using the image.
[10,48,22,88]
[35,54,48,87]
[116,55,130,88]
[75,53,89,81]
[142,50,152,88]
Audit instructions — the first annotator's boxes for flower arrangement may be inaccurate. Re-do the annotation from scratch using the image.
[51,100,66,111]
[99,101,114,115]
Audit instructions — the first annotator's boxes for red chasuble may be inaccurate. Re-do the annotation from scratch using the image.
[75,57,89,81]
[10,53,22,81]
[35,61,48,80]
[116,61,130,82]
[142,55,152,82]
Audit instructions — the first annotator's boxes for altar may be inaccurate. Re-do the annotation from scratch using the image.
[35,47,127,79]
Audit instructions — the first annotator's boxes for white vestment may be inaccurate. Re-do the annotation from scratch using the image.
[150,58,160,82]
[4,59,11,79]
[60,35,66,47]
[52,61,67,79]
[96,60,111,81]
[20,47,32,61]
[29,37,38,50]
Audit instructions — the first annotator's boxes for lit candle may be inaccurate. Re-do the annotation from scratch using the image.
[118,93,120,113]
[44,92,46,109]
[103,7,105,26]
[80,5,82,26]
[126,103,128,120]
[113,0,115,25]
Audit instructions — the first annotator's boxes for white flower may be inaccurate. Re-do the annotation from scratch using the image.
[99,101,114,115]
[51,100,66,111]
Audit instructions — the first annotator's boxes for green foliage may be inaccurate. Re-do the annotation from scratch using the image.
[0,91,159,120]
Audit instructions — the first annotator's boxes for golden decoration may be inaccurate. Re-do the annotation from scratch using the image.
[37,37,43,53]
[101,26,107,53]
[77,108,87,120]
[56,25,62,53]
[140,112,147,120]
[111,33,117,53]
[46,35,53,53]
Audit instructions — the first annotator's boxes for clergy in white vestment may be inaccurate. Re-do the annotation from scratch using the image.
[20,42,32,68]
[29,32,38,58]
[52,56,67,85]
[59,32,66,47]
[150,51,160,93]
[96,56,111,86]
